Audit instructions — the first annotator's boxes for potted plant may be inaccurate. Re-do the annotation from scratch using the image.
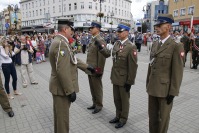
[97,12,104,18]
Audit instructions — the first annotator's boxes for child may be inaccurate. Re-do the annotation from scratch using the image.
[36,49,41,64]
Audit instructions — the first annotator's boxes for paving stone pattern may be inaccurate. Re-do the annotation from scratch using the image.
[0,46,198,133]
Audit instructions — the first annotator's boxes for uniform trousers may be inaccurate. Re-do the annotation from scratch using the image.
[0,75,12,112]
[88,75,103,109]
[53,95,71,133]
[192,50,199,67]
[1,63,17,94]
[113,85,130,123]
[20,63,36,86]
[148,95,173,133]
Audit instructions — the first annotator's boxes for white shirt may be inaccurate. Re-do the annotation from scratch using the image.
[0,46,13,66]
[160,35,170,46]
[121,38,128,45]
[31,40,37,48]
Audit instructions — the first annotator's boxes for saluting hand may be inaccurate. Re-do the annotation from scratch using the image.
[69,92,76,102]
[124,83,131,92]
[166,95,175,105]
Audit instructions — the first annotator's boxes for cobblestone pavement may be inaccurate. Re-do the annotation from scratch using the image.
[0,46,199,133]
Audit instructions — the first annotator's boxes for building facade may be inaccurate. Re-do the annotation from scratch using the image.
[20,0,132,33]
[143,0,168,33]
[0,7,22,35]
[168,0,199,33]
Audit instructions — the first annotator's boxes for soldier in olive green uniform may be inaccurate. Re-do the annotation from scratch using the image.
[146,14,184,133]
[86,21,110,114]
[109,23,138,129]
[49,20,94,133]
[180,32,190,65]
[0,73,14,117]
[191,32,199,69]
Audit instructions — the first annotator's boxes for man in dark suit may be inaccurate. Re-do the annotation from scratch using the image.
[146,14,184,133]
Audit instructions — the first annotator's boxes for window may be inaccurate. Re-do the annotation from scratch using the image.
[104,5,106,12]
[95,3,98,10]
[81,2,84,9]
[53,6,55,13]
[180,8,186,16]
[36,1,37,7]
[64,4,66,12]
[43,0,45,6]
[174,0,178,2]
[89,2,92,9]
[59,5,61,12]
[44,8,46,15]
[74,3,77,10]
[53,0,55,3]
[36,10,38,16]
[40,9,42,15]
[29,11,31,17]
[26,4,27,9]
[115,0,117,5]
[32,2,34,8]
[173,10,178,17]
[29,3,31,9]
[39,0,41,6]
[188,6,194,15]
[48,7,50,13]
[33,11,34,17]
[69,4,71,11]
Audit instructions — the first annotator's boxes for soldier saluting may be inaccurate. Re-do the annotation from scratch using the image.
[86,21,109,114]
[109,22,138,129]
[49,19,95,133]
[146,14,184,133]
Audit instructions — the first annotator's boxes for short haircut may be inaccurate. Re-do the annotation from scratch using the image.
[58,24,70,32]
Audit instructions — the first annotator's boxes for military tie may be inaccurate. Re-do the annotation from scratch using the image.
[157,41,162,50]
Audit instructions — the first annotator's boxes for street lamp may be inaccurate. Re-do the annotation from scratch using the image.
[142,4,151,32]
[93,0,106,24]
[7,4,19,34]
[108,11,114,44]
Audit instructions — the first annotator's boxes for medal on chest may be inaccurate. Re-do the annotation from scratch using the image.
[119,45,123,52]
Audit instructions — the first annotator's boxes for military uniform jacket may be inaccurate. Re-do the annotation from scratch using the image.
[111,39,138,86]
[146,37,184,97]
[49,34,88,96]
[180,35,190,51]
[193,37,199,51]
[86,34,109,76]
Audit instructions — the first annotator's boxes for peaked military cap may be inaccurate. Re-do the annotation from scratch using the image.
[90,21,101,29]
[154,14,174,26]
[117,22,131,32]
[58,19,75,31]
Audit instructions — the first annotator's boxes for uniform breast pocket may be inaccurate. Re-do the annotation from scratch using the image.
[158,54,172,66]
[117,56,127,66]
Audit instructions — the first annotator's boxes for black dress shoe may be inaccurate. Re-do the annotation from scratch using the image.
[115,122,126,129]
[87,105,95,110]
[7,111,14,117]
[92,108,101,114]
[109,117,119,123]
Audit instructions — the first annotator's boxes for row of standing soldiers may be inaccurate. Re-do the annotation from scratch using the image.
[180,32,199,69]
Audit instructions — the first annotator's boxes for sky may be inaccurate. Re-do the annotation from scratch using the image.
[0,0,154,20]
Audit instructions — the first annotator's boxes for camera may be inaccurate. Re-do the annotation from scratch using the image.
[23,45,28,50]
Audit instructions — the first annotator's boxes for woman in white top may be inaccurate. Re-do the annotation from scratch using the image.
[0,37,22,99]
